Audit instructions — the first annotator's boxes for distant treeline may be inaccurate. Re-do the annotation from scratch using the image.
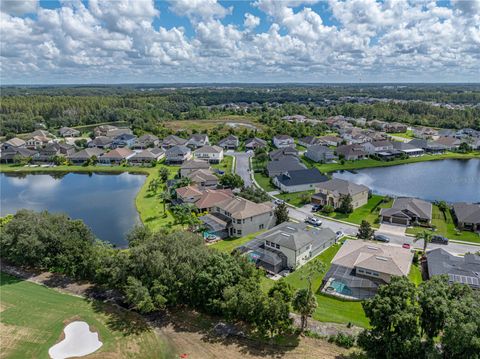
[1,85,479,136]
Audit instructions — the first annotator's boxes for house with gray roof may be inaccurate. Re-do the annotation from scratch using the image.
[452,202,480,232]
[187,134,210,149]
[132,134,159,149]
[269,147,298,161]
[305,145,337,163]
[409,139,446,154]
[273,168,328,193]
[298,136,321,147]
[68,148,104,164]
[238,222,336,273]
[165,145,192,164]
[88,136,114,149]
[59,127,80,137]
[218,135,239,150]
[128,148,165,165]
[245,137,267,150]
[162,135,188,149]
[273,135,295,148]
[0,147,37,163]
[112,133,137,148]
[312,178,369,210]
[1,137,26,151]
[427,248,480,289]
[266,157,306,178]
[393,142,425,157]
[335,144,368,160]
[380,197,432,226]
[180,159,211,177]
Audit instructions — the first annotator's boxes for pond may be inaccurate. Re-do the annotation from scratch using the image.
[333,159,480,203]
[0,172,146,247]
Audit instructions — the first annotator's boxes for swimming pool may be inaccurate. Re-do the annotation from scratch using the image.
[328,280,353,296]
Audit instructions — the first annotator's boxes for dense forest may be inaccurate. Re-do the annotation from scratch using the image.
[1,84,479,136]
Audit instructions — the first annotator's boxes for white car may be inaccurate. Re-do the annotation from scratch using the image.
[335,231,344,240]
[305,216,322,227]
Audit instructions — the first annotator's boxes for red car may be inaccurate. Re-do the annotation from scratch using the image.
[402,243,411,249]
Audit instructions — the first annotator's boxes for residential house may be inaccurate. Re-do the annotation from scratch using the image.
[238,222,336,273]
[186,169,219,189]
[93,125,118,137]
[305,145,337,163]
[273,135,295,148]
[298,136,321,147]
[1,137,26,151]
[281,115,308,123]
[409,139,446,154]
[317,135,342,147]
[88,136,114,149]
[59,127,80,137]
[68,148,104,164]
[187,134,210,149]
[266,157,306,178]
[312,179,369,210]
[392,142,425,157]
[452,202,480,232]
[0,147,37,163]
[132,134,159,149]
[380,197,432,226]
[336,144,368,160]
[128,148,165,165]
[106,128,133,138]
[25,135,51,149]
[175,185,205,204]
[385,122,408,133]
[162,135,188,149]
[193,145,224,164]
[218,135,239,150]
[362,140,394,154]
[165,145,192,165]
[413,126,438,139]
[273,168,328,193]
[427,248,479,289]
[433,136,462,150]
[269,147,298,161]
[30,130,54,139]
[200,196,275,238]
[111,133,137,148]
[194,189,234,212]
[322,240,413,299]
[180,159,211,177]
[245,137,267,150]
[34,143,75,162]
[98,148,135,165]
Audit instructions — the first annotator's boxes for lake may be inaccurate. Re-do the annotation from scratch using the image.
[333,159,480,203]
[0,172,146,247]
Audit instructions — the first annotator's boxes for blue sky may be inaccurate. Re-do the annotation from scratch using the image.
[1,0,479,84]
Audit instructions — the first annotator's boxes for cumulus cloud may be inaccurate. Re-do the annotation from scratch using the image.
[0,0,478,83]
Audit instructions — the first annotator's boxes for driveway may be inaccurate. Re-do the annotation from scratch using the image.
[378,223,407,236]
[233,152,253,187]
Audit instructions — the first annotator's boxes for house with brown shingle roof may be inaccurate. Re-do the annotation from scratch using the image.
[186,169,219,188]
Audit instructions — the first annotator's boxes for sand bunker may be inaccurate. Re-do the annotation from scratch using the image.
[48,321,102,359]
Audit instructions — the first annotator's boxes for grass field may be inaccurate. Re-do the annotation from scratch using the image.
[304,151,480,173]
[406,205,480,244]
[276,190,314,207]
[163,116,264,132]
[210,231,264,253]
[389,130,415,139]
[253,172,277,192]
[212,154,233,174]
[408,263,423,286]
[319,195,393,227]
[0,272,174,359]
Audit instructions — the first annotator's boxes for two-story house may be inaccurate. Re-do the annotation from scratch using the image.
[218,135,239,150]
[187,134,210,149]
[273,135,295,148]
[193,145,224,164]
[111,133,137,148]
[165,145,192,164]
[312,178,370,210]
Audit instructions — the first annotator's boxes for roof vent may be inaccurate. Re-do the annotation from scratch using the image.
[375,256,388,261]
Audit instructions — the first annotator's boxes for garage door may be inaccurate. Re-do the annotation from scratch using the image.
[392,217,408,225]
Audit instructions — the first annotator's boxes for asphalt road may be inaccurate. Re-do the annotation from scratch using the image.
[233,152,480,255]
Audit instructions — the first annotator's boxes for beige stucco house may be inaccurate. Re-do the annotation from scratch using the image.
[312,178,369,210]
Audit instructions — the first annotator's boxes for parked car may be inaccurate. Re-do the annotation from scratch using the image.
[205,234,217,241]
[274,199,285,205]
[431,235,449,245]
[305,216,322,227]
[402,243,411,249]
[374,234,390,243]
[335,231,344,240]
[311,204,321,212]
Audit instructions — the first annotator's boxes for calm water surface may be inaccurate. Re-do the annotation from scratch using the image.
[333,159,480,203]
[0,172,146,246]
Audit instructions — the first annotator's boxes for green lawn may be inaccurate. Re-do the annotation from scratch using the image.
[212,155,233,174]
[408,263,423,286]
[276,190,314,207]
[389,130,415,139]
[319,195,393,227]
[406,205,480,244]
[253,172,277,192]
[304,151,480,173]
[210,231,264,253]
[0,272,174,359]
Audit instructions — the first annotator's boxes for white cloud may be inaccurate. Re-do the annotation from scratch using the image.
[244,13,260,29]
[0,0,37,16]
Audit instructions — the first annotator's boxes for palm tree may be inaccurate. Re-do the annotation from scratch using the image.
[436,201,448,220]
[414,230,433,254]
[158,190,171,215]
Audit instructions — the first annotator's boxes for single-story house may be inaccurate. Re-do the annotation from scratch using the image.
[273,168,328,193]
[59,127,80,137]
[165,145,192,165]
[186,169,219,188]
[98,148,135,165]
[433,136,462,150]
[392,142,425,157]
[132,134,160,149]
[452,202,480,232]
[88,136,114,149]
[336,145,368,160]
[412,126,438,139]
[111,133,137,148]
[93,125,118,137]
[427,248,479,289]
[322,240,413,299]
[193,145,224,164]
[25,135,51,149]
[162,135,188,149]
[34,143,76,162]
[238,222,336,273]
[380,197,432,226]
[187,134,210,149]
[105,128,133,138]
[128,148,165,165]
[362,140,394,155]
[68,148,105,164]
[180,159,211,177]
[273,135,295,148]
[266,157,306,178]
[305,145,337,163]
[245,137,267,150]
[0,147,37,163]
[269,147,298,161]
[1,137,26,151]
[312,178,369,210]
[409,139,446,154]
[218,135,239,150]
[297,136,321,147]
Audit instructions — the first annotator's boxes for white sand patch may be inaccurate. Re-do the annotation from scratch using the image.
[49,321,102,359]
